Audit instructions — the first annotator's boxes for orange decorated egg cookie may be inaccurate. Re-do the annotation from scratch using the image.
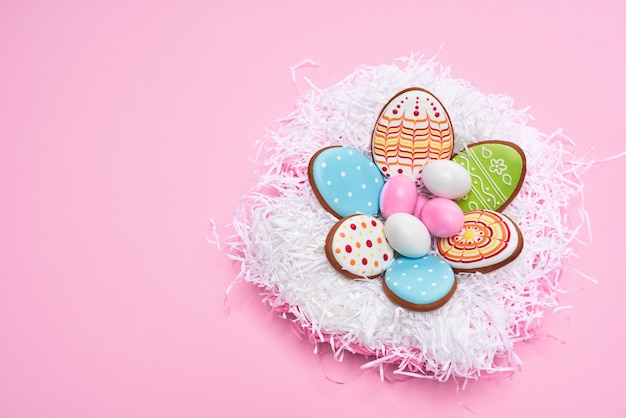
[436,210,523,273]
[372,88,453,182]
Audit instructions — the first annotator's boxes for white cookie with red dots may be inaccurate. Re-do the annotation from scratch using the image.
[325,214,395,279]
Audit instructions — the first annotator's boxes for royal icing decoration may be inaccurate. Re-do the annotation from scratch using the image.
[382,255,457,311]
[453,141,526,212]
[372,88,454,182]
[326,214,395,279]
[436,209,524,273]
[309,147,384,218]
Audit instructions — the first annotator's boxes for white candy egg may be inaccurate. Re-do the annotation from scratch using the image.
[421,160,472,199]
[384,213,431,258]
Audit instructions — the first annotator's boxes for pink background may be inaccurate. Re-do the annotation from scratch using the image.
[1,0,625,416]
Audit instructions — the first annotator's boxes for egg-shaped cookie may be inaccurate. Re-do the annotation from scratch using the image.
[453,141,526,212]
[309,146,385,218]
[382,255,457,311]
[325,214,395,279]
[435,209,523,273]
[372,88,454,182]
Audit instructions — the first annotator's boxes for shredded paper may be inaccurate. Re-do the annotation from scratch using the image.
[222,53,589,382]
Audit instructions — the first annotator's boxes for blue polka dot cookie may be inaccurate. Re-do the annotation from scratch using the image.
[382,255,457,311]
[308,146,385,218]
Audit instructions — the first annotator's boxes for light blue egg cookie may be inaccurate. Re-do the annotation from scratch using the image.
[308,147,385,218]
[382,255,457,311]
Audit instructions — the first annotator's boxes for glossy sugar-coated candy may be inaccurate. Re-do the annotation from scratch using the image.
[383,213,431,258]
[413,193,430,219]
[421,159,472,200]
[379,174,418,219]
[420,198,464,238]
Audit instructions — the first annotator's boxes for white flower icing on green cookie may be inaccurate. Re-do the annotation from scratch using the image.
[453,141,526,212]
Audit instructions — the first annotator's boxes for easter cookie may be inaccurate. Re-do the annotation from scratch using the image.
[325,214,395,279]
[382,255,457,311]
[436,210,524,273]
[309,146,385,218]
[372,88,454,182]
[453,141,526,212]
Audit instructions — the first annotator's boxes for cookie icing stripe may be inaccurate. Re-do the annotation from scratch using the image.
[466,148,508,203]
[372,88,454,181]
[455,153,497,210]
[436,210,523,272]
[453,141,526,212]
[443,211,514,262]
[373,116,453,165]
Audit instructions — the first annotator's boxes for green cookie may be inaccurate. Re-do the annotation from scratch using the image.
[453,141,526,212]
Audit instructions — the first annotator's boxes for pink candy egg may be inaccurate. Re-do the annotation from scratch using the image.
[379,174,418,219]
[413,193,430,219]
[420,198,464,238]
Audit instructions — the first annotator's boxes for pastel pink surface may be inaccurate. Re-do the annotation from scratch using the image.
[413,193,430,218]
[1,1,625,418]
[420,198,464,238]
[379,174,418,219]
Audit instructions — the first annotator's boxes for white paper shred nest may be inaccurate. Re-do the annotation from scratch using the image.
[224,53,589,382]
